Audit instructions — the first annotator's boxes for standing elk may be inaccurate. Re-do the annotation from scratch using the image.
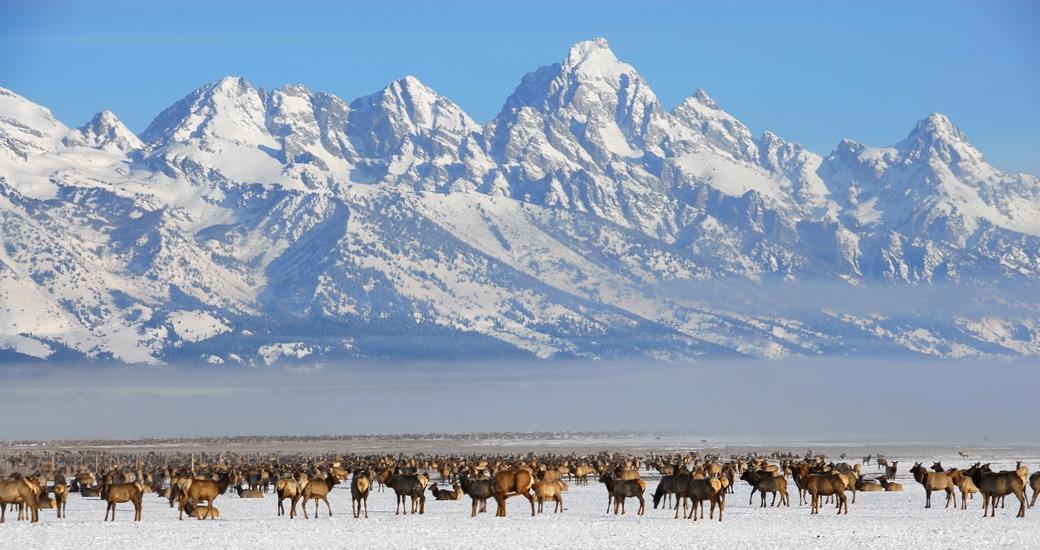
[351,469,372,518]
[1030,469,1040,508]
[389,471,426,515]
[275,476,300,518]
[599,472,646,516]
[0,475,40,523]
[459,471,492,517]
[909,463,957,509]
[492,468,535,517]
[965,463,1027,518]
[532,480,566,513]
[300,473,339,519]
[178,473,231,520]
[741,469,789,507]
[103,482,142,521]
[807,472,848,515]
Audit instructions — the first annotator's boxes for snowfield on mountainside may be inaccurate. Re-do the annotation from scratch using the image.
[1,38,1038,365]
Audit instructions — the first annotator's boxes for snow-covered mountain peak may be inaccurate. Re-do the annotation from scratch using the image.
[354,75,480,136]
[0,87,68,160]
[897,112,985,167]
[692,88,719,109]
[671,89,758,163]
[64,109,143,152]
[141,75,268,146]
[3,54,1040,366]
[562,38,626,78]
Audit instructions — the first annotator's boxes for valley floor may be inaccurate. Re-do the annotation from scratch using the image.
[1,441,1037,549]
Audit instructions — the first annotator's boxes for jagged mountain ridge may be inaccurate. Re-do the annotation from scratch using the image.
[1,38,1038,365]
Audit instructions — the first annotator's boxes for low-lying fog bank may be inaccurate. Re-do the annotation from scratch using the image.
[0,358,1036,443]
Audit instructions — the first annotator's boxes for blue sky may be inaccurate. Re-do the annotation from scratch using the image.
[2,0,1038,174]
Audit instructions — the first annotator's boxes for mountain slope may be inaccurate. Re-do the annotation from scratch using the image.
[1,39,1038,365]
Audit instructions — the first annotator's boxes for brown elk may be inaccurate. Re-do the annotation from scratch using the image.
[300,473,339,519]
[276,477,300,518]
[103,482,142,521]
[430,482,463,501]
[351,469,372,518]
[53,478,69,518]
[492,468,535,517]
[741,469,789,507]
[856,478,884,492]
[807,472,848,515]
[178,473,231,520]
[933,463,978,510]
[965,463,1027,518]
[0,476,40,523]
[878,477,903,492]
[183,500,220,520]
[532,480,566,513]
[909,463,956,509]
[236,485,264,498]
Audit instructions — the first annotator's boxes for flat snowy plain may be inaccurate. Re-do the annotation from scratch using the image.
[2,440,1037,549]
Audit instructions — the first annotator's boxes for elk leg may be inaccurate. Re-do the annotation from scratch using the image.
[325,497,332,517]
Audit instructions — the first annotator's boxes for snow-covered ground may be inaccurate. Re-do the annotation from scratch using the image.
[2,444,1037,549]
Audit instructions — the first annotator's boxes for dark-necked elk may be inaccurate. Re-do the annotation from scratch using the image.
[458,472,493,517]
[389,471,426,515]
[179,473,231,520]
[300,473,339,519]
[676,475,724,522]
[0,475,40,523]
[807,472,848,515]
[351,469,372,518]
[909,463,956,509]
[599,472,646,516]
[741,469,789,508]
[103,482,142,521]
[1030,469,1040,508]
[492,468,535,517]
[884,461,898,481]
[965,463,1027,518]
[652,472,681,511]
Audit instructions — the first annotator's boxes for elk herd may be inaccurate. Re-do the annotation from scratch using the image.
[0,448,1036,525]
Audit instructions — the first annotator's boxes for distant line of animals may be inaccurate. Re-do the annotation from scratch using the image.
[0,450,1035,523]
